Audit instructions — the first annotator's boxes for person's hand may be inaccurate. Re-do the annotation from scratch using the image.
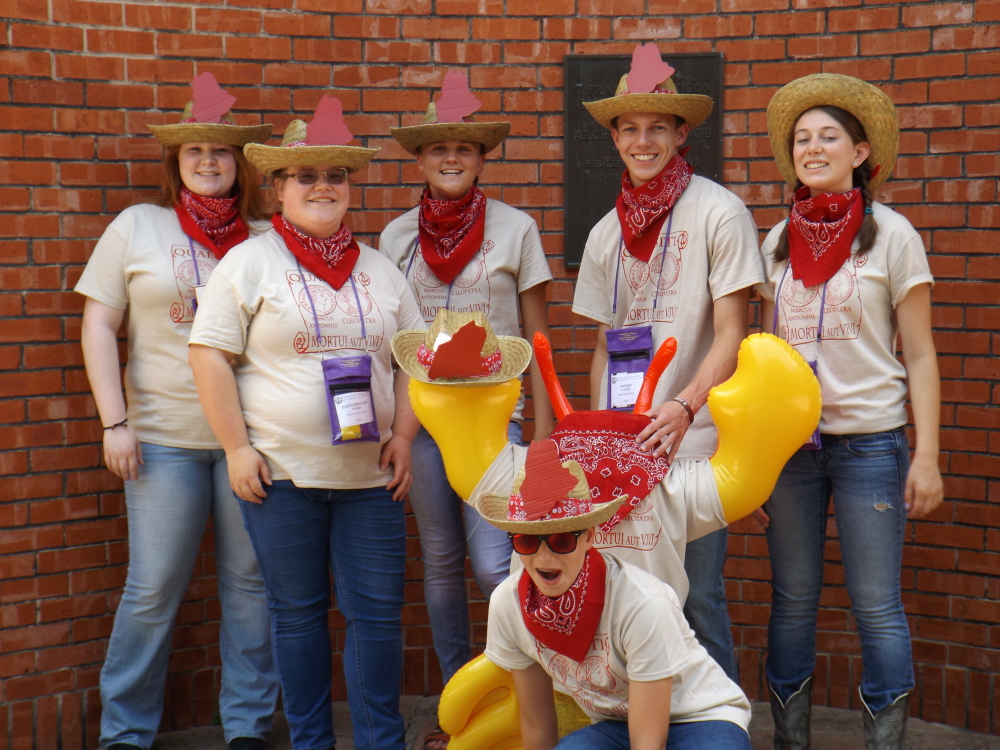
[636,399,691,457]
[380,435,413,502]
[103,425,143,481]
[904,453,944,519]
[227,445,271,504]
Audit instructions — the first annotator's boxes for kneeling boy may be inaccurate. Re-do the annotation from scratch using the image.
[480,440,750,750]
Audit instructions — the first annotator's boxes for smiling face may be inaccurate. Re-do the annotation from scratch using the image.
[792,108,871,197]
[416,140,486,201]
[520,527,596,598]
[611,112,690,188]
[178,142,238,198]
[273,165,350,239]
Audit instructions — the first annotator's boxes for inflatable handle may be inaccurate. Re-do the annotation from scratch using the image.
[532,332,573,421]
[633,337,678,414]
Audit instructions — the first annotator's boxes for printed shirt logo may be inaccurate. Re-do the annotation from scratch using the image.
[539,633,629,718]
[287,269,385,354]
[622,230,687,326]
[169,243,216,323]
[777,258,863,348]
[411,240,493,320]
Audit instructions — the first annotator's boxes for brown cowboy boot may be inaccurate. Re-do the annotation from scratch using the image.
[861,691,909,750]
[769,676,813,749]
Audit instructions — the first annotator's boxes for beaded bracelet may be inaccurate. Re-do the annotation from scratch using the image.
[671,397,695,424]
[103,418,128,431]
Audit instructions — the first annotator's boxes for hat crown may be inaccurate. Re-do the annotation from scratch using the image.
[509,441,593,525]
[614,73,678,97]
[180,101,237,126]
[425,310,498,358]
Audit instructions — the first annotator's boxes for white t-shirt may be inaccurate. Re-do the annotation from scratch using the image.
[572,176,763,459]
[74,203,267,449]
[470,443,726,603]
[486,553,750,729]
[757,202,933,435]
[379,198,552,421]
[189,228,425,489]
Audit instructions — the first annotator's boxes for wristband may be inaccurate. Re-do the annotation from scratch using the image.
[671,397,694,424]
[103,418,128,431]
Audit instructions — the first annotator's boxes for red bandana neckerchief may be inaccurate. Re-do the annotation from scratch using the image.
[519,549,606,663]
[417,186,487,284]
[616,154,693,263]
[272,213,360,291]
[175,189,248,259]
[788,186,864,288]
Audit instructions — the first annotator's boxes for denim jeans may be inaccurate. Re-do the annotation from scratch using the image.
[408,423,520,684]
[555,718,751,749]
[239,481,407,750]
[99,443,277,749]
[764,428,913,712]
[682,527,738,681]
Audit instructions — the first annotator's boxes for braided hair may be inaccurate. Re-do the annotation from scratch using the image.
[772,105,879,263]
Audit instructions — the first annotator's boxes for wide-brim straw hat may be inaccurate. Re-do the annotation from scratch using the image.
[392,310,531,386]
[584,75,713,131]
[390,109,510,156]
[149,104,272,148]
[244,119,379,176]
[478,491,626,535]
[767,73,899,191]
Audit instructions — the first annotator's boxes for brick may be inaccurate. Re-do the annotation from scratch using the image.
[897,53,966,80]
[366,40,432,64]
[934,25,1000,50]
[686,15,753,38]
[126,58,195,84]
[54,55,125,82]
[904,2,974,27]
[756,11,824,35]
[293,38,359,62]
[401,17,469,39]
[124,3,190,30]
[860,30,932,56]
[262,11,330,36]
[721,0,786,9]
[11,22,84,51]
[716,38,787,62]
[613,17,682,39]
[829,6,898,31]
[156,32,224,58]
[86,28,155,55]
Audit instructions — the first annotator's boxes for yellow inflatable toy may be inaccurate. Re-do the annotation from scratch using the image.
[408,332,821,747]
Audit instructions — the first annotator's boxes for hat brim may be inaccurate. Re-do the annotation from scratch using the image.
[583,93,713,131]
[149,123,273,148]
[477,494,627,534]
[766,73,899,191]
[391,329,531,386]
[389,122,511,156]
[242,143,379,176]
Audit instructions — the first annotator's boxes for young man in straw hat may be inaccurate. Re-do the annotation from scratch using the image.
[480,440,752,749]
[571,43,764,682]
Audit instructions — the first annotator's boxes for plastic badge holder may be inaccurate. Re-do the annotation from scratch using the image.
[605,326,653,411]
[322,354,380,444]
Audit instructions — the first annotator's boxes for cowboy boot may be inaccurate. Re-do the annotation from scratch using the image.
[769,676,813,749]
[861,691,909,750]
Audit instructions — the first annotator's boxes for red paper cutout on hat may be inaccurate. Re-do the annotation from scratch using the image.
[519,440,580,521]
[626,43,675,95]
[191,72,237,124]
[427,321,487,379]
[869,164,881,182]
[435,71,482,124]
[307,96,353,146]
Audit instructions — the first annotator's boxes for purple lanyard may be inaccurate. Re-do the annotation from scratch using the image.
[773,261,828,349]
[404,237,454,310]
[611,212,674,325]
[295,259,367,359]
[188,237,203,286]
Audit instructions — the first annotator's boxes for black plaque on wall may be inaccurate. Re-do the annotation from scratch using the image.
[562,53,724,269]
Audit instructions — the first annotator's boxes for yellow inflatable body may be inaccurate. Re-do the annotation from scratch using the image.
[416,333,821,746]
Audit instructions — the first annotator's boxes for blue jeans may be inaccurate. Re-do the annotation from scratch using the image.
[100,443,277,748]
[408,423,520,684]
[239,481,407,750]
[555,718,750,749]
[683,527,738,681]
[765,428,913,712]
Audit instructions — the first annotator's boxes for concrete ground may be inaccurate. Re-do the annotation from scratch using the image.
[151,698,1000,749]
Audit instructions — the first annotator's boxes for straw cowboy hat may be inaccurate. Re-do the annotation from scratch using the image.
[478,440,626,534]
[149,72,272,148]
[767,73,899,191]
[584,43,714,131]
[389,71,510,155]
[243,95,379,175]
[392,309,530,386]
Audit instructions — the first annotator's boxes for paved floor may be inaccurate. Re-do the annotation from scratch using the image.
[151,698,1000,749]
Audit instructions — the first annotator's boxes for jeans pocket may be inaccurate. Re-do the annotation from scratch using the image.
[844,430,900,457]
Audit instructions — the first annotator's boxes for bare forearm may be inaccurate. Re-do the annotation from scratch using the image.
[906,351,940,458]
[628,678,672,750]
[392,370,420,442]
[188,345,251,453]
[512,664,559,750]
[80,311,127,425]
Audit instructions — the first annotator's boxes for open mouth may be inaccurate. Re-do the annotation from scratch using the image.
[537,568,561,584]
[632,154,658,163]
[804,161,828,169]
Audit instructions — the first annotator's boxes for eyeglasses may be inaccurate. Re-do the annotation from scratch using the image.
[286,168,349,186]
[508,530,585,556]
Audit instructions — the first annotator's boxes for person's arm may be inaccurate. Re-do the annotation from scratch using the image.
[380,368,419,501]
[80,298,143,480]
[896,283,943,518]
[590,322,610,411]
[188,343,271,503]
[761,299,775,334]
[510,663,559,750]
[519,283,555,440]
[637,287,751,457]
[628,677,673,750]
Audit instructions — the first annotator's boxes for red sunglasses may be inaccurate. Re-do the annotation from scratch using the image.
[508,530,585,556]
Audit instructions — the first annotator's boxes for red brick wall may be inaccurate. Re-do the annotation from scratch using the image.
[2,1,998,746]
